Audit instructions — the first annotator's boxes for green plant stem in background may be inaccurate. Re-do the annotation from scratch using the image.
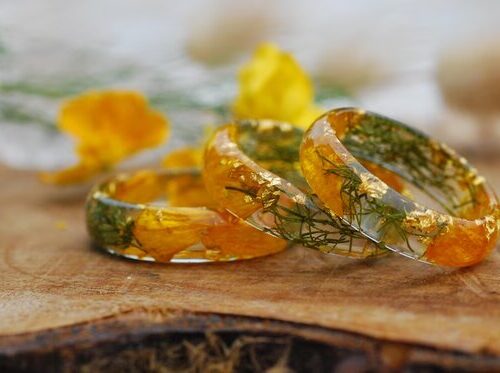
[148,91,231,119]
[314,83,351,102]
[0,101,55,130]
[0,68,136,99]
[0,67,346,131]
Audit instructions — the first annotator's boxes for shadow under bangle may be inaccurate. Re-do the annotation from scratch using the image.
[203,120,407,258]
[301,108,499,267]
[86,168,287,263]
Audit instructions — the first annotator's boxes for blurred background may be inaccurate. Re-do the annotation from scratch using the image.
[0,0,499,172]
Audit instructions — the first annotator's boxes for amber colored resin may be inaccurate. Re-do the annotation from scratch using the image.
[202,211,287,258]
[165,174,218,208]
[300,141,346,216]
[425,219,498,267]
[113,170,163,204]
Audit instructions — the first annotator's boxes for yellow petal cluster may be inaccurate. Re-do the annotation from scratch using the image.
[232,43,322,129]
[41,90,169,185]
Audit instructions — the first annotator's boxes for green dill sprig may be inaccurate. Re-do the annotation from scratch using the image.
[86,197,136,248]
[342,114,478,215]
[317,151,414,253]
[224,121,387,257]
[225,181,386,257]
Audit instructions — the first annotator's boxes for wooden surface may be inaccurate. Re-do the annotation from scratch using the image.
[0,162,499,369]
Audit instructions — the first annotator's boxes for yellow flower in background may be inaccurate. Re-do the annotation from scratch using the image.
[41,90,169,185]
[232,43,322,129]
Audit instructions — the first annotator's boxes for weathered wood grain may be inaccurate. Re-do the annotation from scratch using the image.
[0,161,499,370]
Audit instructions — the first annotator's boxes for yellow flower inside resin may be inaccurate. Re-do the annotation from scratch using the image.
[161,147,217,208]
[162,147,202,169]
[41,90,169,185]
[233,43,322,129]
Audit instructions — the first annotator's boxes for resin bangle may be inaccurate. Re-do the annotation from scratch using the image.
[204,120,407,258]
[301,108,499,267]
[86,169,287,263]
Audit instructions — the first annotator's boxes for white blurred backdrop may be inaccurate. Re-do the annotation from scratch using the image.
[0,0,499,169]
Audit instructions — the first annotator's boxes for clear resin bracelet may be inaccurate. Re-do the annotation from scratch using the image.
[204,120,407,258]
[86,169,287,263]
[301,108,499,267]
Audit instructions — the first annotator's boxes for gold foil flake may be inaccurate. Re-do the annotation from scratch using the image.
[255,120,293,133]
[279,122,294,132]
[249,173,260,182]
[429,140,440,151]
[439,142,457,157]
[256,120,277,132]
[418,236,433,246]
[219,142,238,153]
[108,182,117,195]
[269,177,282,187]
[258,170,274,181]
[93,191,107,199]
[292,193,307,205]
[154,209,166,221]
[403,209,449,235]
[464,168,485,187]
[403,209,438,233]
[323,123,335,137]
[243,195,254,203]
[358,173,388,199]
[259,188,281,209]
[473,176,485,186]
[230,160,243,168]
[458,156,468,166]
[482,215,497,240]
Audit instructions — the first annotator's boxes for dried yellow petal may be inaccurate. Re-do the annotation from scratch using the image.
[41,90,169,185]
